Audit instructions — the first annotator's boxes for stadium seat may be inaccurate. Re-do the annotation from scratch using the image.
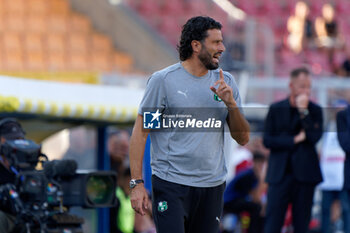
[27,14,48,33]
[24,33,44,52]
[69,14,91,33]
[27,0,48,15]
[113,52,133,73]
[49,15,69,33]
[25,51,46,71]
[4,0,25,15]
[3,50,24,71]
[91,52,112,71]
[67,53,89,71]
[67,33,89,54]
[47,52,66,71]
[46,34,66,54]
[2,33,22,52]
[91,34,113,53]
[49,0,70,16]
[5,14,25,32]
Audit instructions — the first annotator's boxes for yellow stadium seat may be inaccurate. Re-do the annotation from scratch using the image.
[27,15,48,33]
[2,33,22,52]
[67,33,88,54]
[25,51,46,71]
[24,33,44,52]
[46,34,66,54]
[47,52,66,71]
[70,14,91,33]
[91,34,112,53]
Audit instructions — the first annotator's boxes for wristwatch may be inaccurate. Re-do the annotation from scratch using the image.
[129,179,144,189]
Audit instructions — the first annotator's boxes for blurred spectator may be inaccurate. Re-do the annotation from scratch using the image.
[108,130,130,175]
[63,127,96,169]
[263,67,323,233]
[110,166,155,233]
[110,167,135,233]
[319,102,350,233]
[315,3,342,49]
[337,104,350,233]
[223,153,266,233]
[338,50,350,77]
[287,1,313,53]
[62,127,97,233]
[226,135,269,182]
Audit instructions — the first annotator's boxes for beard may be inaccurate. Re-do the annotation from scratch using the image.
[198,46,220,70]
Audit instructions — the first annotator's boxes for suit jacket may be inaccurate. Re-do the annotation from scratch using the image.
[336,107,350,189]
[263,98,323,185]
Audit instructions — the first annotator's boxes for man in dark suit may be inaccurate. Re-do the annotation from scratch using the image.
[263,67,323,233]
[337,106,350,193]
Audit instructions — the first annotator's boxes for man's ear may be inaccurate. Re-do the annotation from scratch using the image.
[191,40,202,54]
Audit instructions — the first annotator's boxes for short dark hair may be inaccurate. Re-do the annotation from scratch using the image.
[290,67,310,79]
[178,16,222,61]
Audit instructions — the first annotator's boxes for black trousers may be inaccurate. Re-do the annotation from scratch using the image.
[151,175,225,233]
[264,174,316,233]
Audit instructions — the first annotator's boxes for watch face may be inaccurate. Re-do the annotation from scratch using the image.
[129,180,136,189]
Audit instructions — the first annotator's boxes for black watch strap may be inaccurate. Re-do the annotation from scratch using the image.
[129,179,144,189]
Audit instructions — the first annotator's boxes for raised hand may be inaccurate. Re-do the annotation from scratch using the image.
[210,69,236,107]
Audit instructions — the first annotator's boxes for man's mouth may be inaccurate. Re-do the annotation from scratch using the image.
[213,53,221,63]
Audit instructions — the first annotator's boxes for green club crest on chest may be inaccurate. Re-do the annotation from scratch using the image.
[214,94,222,102]
[158,201,168,212]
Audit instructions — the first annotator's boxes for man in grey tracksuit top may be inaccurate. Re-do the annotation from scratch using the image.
[129,16,250,233]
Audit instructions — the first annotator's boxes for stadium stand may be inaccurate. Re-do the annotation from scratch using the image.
[0,0,134,74]
[125,0,350,77]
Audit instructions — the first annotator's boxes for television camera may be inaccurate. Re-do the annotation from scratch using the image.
[0,138,117,233]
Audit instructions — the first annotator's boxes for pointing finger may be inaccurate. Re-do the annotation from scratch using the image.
[219,69,224,80]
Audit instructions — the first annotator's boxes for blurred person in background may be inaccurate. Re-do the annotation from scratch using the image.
[108,129,130,175]
[62,127,97,233]
[319,100,349,233]
[336,102,350,232]
[110,167,135,233]
[0,118,26,233]
[287,1,314,53]
[129,16,249,233]
[63,127,96,169]
[110,166,155,233]
[315,3,340,49]
[223,153,267,233]
[263,67,323,233]
[226,135,269,182]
